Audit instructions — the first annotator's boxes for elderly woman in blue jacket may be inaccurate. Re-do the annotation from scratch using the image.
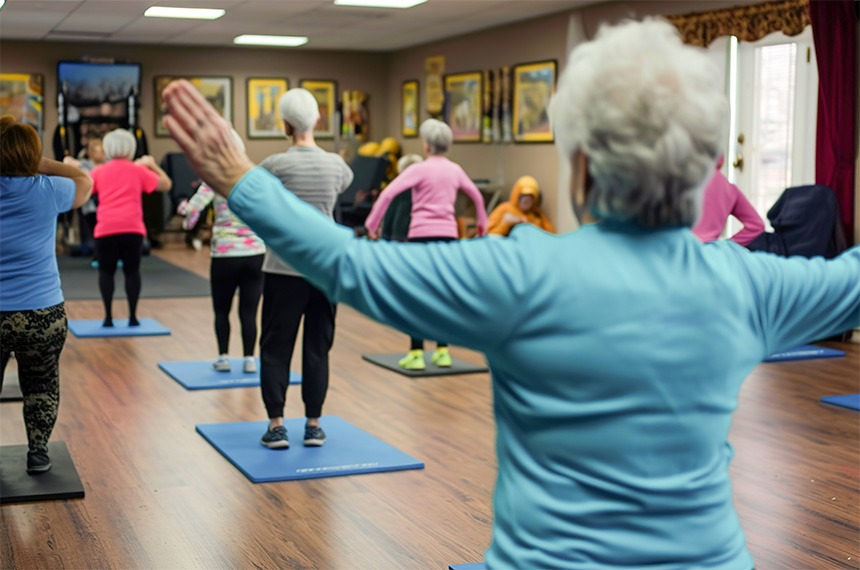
[161,19,859,570]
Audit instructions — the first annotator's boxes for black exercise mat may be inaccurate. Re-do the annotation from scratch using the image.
[0,374,22,402]
[0,441,85,504]
[57,255,210,300]
[362,351,489,378]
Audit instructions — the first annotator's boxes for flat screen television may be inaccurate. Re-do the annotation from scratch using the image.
[56,61,141,127]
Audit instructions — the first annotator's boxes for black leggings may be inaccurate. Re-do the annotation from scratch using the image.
[260,273,336,419]
[95,233,144,324]
[0,303,67,454]
[210,255,264,356]
[407,236,455,351]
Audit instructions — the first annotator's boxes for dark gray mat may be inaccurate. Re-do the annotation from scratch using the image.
[0,442,85,504]
[57,255,210,300]
[0,374,22,402]
[362,351,489,378]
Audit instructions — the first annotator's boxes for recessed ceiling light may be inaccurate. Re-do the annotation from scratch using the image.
[333,0,427,8]
[144,6,226,20]
[0,0,6,11]
[233,34,309,47]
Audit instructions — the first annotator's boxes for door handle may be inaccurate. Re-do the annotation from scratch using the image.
[733,154,744,171]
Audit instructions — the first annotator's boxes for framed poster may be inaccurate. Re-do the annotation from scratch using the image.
[154,75,232,137]
[512,60,557,143]
[299,79,337,139]
[401,80,419,138]
[0,73,44,135]
[247,77,289,138]
[443,71,482,143]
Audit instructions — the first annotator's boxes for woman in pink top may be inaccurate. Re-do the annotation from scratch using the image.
[90,129,171,327]
[692,157,764,246]
[364,118,487,371]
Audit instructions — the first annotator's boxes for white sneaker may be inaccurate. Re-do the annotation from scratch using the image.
[212,355,231,372]
[192,238,203,251]
[243,357,257,374]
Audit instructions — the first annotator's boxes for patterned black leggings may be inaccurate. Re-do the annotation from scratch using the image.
[0,303,67,453]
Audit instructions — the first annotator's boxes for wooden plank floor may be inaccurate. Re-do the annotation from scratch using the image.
[1,244,857,570]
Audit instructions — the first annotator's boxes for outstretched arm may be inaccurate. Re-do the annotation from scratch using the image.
[727,185,764,246]
[364,171,414,236]
[182,184,216,230]
[458,171,487,236]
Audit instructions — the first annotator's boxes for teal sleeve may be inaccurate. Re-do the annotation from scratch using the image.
[228,167,525,351]
[738,246,860,353]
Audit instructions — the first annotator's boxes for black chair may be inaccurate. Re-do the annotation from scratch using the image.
[334,155,388,229]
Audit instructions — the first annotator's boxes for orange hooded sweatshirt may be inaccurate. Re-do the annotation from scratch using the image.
[487,176,555,236]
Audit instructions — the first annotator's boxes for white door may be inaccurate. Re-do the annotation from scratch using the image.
[730,28,818,231]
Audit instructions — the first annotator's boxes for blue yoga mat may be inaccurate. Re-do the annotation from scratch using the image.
[196,416,424,483]
[820,394,860,411]
[157,359,300,390]
[68,318,170,338]
[449,564,486,570]
[763,345,845,362]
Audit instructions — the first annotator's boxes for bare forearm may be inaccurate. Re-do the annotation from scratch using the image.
[38,157,93,208]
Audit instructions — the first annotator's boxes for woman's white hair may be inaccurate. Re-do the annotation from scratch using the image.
[397,153,423,173]
[102,128,137,160]
[419,119,453,155]
[278,88,320,135]
[549,18,728,228]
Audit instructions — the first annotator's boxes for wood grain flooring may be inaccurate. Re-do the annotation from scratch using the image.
[1,244,857,569]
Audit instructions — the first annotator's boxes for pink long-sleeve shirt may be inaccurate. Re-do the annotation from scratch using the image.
[364,155,487,239]
[693,170,765,246]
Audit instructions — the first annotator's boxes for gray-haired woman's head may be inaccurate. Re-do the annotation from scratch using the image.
[278,88,320,135]
[419,119,453,155]
[102,128,137,160]
[549,18,727,228]
[397,153,423,173]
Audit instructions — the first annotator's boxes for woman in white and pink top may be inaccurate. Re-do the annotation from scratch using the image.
[364,118,487,371]
[181,131,266,373]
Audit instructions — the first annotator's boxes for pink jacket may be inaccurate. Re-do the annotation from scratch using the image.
[693,170,764,246]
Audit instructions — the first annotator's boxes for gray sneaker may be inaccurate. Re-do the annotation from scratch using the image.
[27,451,52,474]
[304,425,327,447]
[261,426,289,449]
[243,357,257,374]
[212,355,231,372]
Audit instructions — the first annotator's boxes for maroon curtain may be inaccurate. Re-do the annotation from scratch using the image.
[809,0,857,244]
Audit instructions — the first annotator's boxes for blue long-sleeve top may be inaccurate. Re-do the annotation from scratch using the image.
[229,167,860,570]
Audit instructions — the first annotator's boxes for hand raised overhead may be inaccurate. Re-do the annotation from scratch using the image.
[162,79,255,197]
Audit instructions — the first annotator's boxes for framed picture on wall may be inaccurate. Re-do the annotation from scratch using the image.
[154,75,232,137]
[299,79,337,139]
[0,73,44,136]
[512,60,557,143]
[443,71,482,143]
[247,77,289,139]
[401,80,419,138]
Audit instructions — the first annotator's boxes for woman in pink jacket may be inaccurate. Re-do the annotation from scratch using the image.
[692,157,764,246]
[364,119,487,371]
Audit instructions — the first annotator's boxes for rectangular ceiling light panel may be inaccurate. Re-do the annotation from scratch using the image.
[144,6,226,20]
[333,0,427,8]
[233,34,309,47]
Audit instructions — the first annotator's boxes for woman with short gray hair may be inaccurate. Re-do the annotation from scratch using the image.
[163,18,859,568]
[363,118,487,371]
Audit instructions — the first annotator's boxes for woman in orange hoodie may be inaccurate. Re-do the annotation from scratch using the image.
[487,175,555,236]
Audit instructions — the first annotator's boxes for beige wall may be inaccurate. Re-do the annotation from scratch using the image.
[0,40,389,164]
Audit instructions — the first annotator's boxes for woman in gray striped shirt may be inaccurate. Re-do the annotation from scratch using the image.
[257,88,353,450]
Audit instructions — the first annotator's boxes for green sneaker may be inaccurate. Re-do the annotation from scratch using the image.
[399,349,426,370]
[432,348,452,367]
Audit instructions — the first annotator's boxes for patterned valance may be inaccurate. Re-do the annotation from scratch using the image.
[666,0,810,47]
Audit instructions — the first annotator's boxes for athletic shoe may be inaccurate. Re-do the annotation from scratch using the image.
[431,347,452,367]
[243,357,257,374]
[260,426,289,449]
[304,425,327,447]
[212,355,231,372]
[398,349,426,370]
[26,451,52,474]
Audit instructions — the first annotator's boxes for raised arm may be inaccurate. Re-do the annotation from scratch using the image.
[136,155,173,192]
[458,170,488,236]
[727,185,764,246]
[38,157,92,209]
[363,169,415,236]
[738,246,860,354]
[182,184,216,230]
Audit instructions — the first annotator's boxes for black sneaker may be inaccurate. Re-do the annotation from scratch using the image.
[27,451,52,474]
[260,426,289,449]
[304,425,327,447]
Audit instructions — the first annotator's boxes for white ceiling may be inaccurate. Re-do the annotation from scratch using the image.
[0,0,596,51]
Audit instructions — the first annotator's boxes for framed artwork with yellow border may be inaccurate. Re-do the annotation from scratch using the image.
[299,79,337,139]
[401,80,419,138]
[0,73,44,136]
[443,71,482,143]
[154,75,232,137]
[512,60,556,143]
[247,77,289,139]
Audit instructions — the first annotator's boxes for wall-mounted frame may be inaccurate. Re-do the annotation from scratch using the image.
[401,80,419,138]
[443,71,482,143]
[247,77,289,139]
[154,75,232,138]
[0,73,44,136]
[299,79,337,139]
[511,60,557,143]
